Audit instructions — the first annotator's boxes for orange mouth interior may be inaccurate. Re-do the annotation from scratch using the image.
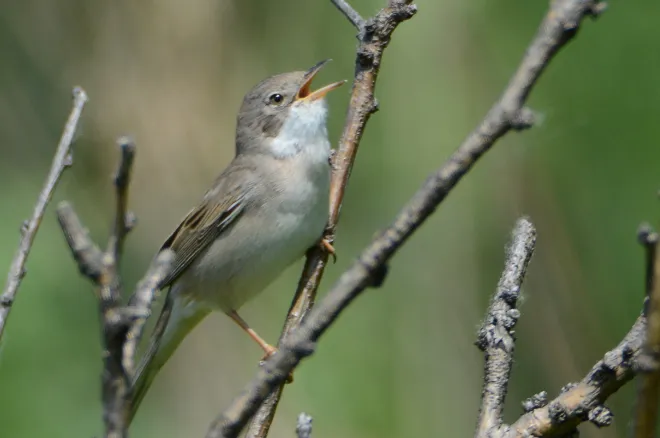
[296,73,346,101]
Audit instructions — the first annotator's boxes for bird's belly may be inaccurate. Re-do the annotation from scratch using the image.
[174,180,328,313]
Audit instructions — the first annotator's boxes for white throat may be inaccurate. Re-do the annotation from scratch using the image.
[270,99,331,161]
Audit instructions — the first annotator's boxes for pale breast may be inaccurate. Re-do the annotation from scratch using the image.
[174,149,330,313]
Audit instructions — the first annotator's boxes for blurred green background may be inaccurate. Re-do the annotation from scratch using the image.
[0,0,658,437]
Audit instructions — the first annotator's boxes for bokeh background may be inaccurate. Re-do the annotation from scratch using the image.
[0,0,658,437]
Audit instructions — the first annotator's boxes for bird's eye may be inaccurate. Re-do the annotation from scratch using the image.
[269,93,284,105]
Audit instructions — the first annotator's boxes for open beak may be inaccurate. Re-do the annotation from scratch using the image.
[295,59,346,102]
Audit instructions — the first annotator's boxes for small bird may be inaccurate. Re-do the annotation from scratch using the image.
[128,60,344,422]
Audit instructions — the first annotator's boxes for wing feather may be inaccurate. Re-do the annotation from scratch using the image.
[157,194,244,288]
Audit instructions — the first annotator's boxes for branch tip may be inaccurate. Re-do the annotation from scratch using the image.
[296,413,313,438]
[521,391,548,412]
[475,218,536,438]
[588,1,607,17]
[588,405,613,427]
[72,86,88,103]
[510,107,536,131]
[637,223,658,247]
[331,0,366,31]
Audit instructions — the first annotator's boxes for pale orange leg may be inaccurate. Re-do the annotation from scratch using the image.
[228,310,294,383]
[228,311,277,359]
[320,238,337,263]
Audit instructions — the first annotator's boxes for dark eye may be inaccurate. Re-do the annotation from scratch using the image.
[269,93,284,105]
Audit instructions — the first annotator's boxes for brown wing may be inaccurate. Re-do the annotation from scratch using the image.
[157,192,244,289]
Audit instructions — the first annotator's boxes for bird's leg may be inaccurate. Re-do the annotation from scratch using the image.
[228,310,277,358]
[228,310,294,383]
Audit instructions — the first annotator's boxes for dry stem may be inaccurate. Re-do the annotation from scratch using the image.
[207,1,605,437]
[0,87,88,341]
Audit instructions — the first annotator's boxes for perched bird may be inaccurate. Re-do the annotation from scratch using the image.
[128,60,344,423]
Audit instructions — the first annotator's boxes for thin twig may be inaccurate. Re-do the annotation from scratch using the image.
[0,87,88,342]
[637,224,657,299]
[56,202,104,282]
[244,2,416,437]
[295,413,313,438]
[207,1,604,437]
[57,137,173,438]
[123,250,175,377]
[506,315,642,437]
[632,224,660,438]
[330,0,365,30]
[475,218,536,438]
[107,137,136,264]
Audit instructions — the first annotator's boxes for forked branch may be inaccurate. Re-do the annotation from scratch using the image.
[208,1,605,437]
[57,138,174,438]
[475,218,536,437]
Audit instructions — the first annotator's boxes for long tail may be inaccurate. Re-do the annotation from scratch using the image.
[127,289,209,425]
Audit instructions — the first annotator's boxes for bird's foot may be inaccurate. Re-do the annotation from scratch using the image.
[259,346,294,383]
[320,238,337,263]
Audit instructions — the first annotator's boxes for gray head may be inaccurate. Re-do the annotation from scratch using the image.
[235,60,345,158]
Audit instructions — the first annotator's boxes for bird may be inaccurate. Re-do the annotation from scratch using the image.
[128,60,345,423]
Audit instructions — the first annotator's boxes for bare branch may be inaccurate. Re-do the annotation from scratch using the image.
[56,202,104,283]
[296,413,313,438]
[632,224,660,438]
[331,0,365,30]
[107,137,137,264]
[506,315,642,437]
[57,136,173,438]
[209,1,604,437]
[475,218,536,438]
[637,224,657,298]
[0,87,88,341]
[123,250,174,377]
[244,2,416,437]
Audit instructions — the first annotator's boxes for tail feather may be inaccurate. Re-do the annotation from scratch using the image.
[128,289,209,425]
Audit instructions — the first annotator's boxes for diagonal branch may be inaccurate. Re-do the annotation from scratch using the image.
[475,218,536,438]
[244,1,416,437]
[506,315,642,437]
[208,2,605,437]
[504,224,654,437]
[0,87,88,342]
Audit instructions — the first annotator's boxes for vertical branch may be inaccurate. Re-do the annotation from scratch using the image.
[0,87,88,342]
[633,224,660,438]
[99,140,138,438]
[57,137,173,438]
[244,1,416,437]
[107,137,137,264]
[474,218,536,438]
